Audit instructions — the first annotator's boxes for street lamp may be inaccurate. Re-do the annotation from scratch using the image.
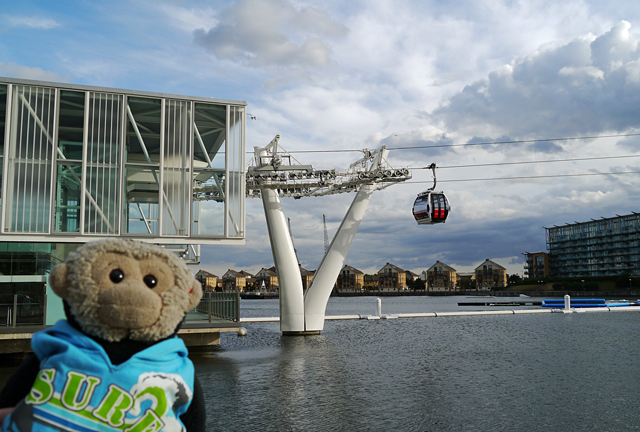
[581,279,585,291]
[630,278,632,290]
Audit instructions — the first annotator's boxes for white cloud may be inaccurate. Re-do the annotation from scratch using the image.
[559,189,612,204]
[193,0,347,68]
[558,66,604,80]
[4,15,60,29]
[0,62,65,82]
[431,21,640,139]
[158,4,219,33]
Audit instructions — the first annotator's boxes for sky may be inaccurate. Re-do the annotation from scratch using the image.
[3,0,640,277]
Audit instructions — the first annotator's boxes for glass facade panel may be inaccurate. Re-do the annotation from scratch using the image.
[124,166,159,234]
[85,165,119,234]
[0,85,6,216]
[192,169,225,236]
[192,103,227,236]
[55,91,85,233]
[84,92,122,235]
[126,202,159,235]
[5,85,55,233]
[57,90,85,160]
[193,103,225,169]
[126,97,161,164]
[54,162,81,232]
[228,106,245,237]
[162,100,190,236]
[0,84,6,155]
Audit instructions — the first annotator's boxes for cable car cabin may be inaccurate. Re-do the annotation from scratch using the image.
[413,191,450,225]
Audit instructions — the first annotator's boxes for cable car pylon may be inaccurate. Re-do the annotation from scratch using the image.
[250,135,411,335]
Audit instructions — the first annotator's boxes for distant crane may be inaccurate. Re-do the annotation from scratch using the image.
[323,214,329,254]
[287,217,301,268]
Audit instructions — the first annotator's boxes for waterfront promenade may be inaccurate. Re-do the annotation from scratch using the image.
[0,310,240,355]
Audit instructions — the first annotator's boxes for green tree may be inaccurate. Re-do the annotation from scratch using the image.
[409,279,426,290]
[508,274,522,285]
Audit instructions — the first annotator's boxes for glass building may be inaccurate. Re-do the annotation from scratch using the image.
[0,77,246,326]
[546,213,640,277]
[0,77,245,244]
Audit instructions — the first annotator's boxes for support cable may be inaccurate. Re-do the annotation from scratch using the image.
[274,133,640,154]
[405,170,640,184]
[413,154,640,170]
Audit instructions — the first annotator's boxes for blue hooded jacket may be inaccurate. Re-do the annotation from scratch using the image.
[1,320,194,432]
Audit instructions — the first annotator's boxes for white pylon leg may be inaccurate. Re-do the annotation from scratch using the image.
[260,187,306,333]
[255,147,305,333]
[302,148,388,332]
[303,182,376,331]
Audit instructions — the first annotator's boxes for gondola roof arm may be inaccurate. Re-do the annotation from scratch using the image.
[427,163,437,191]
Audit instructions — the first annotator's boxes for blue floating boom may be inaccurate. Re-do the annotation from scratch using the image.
[542,299,606,308]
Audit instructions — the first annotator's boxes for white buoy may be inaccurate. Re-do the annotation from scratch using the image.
[238,327,248,336]
[376,298,382,317]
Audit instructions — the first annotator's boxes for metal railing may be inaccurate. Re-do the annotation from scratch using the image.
[1,294,46,327]
[194,291,240,323]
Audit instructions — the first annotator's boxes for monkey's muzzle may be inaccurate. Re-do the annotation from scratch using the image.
[97,285,162,329]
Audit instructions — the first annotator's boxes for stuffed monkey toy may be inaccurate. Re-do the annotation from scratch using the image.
[0,239,205,432]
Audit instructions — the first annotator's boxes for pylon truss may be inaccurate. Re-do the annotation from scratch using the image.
[243,134,411,199]
[192,134,411,202]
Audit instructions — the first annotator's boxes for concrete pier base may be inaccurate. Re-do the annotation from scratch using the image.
[282,330,322,336]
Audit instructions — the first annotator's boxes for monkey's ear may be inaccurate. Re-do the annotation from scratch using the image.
[49,263,70,299]
[187,280,202,310]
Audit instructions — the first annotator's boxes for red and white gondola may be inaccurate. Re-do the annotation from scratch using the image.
[412,163,450,225]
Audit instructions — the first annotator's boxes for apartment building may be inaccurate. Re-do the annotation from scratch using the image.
[300,267,315,290]
[546,213,640,277]
[523,252,550,279]
[255,268,279,291]
[336,265,364,291]
[195,270,218,291]
[426,261,457,291]
[222,269,247,292]
[474,259,507,289]
[377,263,407,290]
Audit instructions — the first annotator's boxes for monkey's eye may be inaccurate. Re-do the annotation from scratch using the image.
[143,274,158,288]
[110,269,125,283]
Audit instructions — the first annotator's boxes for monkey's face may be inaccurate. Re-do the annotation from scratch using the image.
[50,240,202,343]
[92,253,176,331]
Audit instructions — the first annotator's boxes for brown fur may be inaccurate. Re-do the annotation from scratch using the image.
[49,239,202,343]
